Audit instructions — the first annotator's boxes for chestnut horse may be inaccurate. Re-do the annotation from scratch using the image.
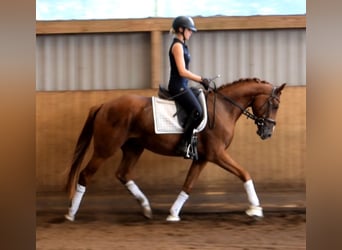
[65,78,286,222]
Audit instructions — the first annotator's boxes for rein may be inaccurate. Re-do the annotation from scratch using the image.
[217,91,258,121]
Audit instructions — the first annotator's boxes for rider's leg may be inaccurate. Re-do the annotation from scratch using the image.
[174,90,203,158]
[176,110,200,158]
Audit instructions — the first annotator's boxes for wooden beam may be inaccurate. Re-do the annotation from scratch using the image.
[36,15,306,35]
[150,31,162,88]
[194,15,306,30]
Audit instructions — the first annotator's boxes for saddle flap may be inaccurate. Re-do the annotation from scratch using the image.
[158,86,187,127]
[152,89,208,134]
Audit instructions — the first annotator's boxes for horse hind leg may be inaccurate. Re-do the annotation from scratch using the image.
[65,154,106,221]
[125,181,152,219]
[65,106,129,222]
[116,140,152,219]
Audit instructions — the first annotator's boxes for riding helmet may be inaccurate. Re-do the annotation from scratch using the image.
[172,16,197,32]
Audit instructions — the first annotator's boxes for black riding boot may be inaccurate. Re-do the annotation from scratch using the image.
[175,111,201,160]
[176,129,194,159]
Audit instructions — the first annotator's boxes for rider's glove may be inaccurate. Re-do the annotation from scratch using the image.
[200,77,210,90]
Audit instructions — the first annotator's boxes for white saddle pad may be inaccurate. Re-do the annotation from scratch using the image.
[152,89,208,134]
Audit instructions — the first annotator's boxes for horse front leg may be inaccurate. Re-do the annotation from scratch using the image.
[213,150,263,218]
[166,160,207,222]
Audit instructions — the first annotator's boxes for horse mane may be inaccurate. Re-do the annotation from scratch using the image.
[217,77,271,90]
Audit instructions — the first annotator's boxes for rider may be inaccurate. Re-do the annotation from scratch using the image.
[168,16,210,159]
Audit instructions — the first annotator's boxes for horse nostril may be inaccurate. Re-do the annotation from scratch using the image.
[261,132,272,140]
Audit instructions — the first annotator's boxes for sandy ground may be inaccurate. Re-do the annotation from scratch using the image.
[36,191,305,250]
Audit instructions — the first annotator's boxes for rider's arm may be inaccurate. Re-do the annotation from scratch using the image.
[172,43,202,83]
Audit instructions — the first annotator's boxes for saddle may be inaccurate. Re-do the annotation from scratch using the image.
[158,86,202,128]
[155,86,207,160]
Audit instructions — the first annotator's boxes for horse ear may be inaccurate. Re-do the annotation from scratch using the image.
[275,83,286,94]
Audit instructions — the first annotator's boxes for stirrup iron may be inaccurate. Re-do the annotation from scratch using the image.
[184,133,198,160]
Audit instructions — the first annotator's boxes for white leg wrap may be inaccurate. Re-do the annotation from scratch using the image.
[125,180,149,206]
[244,180,263,218]
[166,191,189,222]
[125,180,152,219]
[65,184,86,221]
[244,179,260,207]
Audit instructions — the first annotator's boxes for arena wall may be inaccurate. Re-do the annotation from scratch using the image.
[36,86,305,193]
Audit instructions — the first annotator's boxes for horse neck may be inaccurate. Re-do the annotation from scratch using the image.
[216,81,273,116]
[223,81,272,100]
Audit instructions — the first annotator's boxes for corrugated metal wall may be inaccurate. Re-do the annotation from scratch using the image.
[36,28,305,91]
[164,29,306,87]
[36,33,151,90]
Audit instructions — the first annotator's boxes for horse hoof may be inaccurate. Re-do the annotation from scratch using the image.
[64,214,75,222]
[142,205,153,219]
[166,214,181,222]
[245,206,264,218]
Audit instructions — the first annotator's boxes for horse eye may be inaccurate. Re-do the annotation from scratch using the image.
[270,100,279,110]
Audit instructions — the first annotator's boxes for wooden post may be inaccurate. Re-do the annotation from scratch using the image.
[150,30,162,89]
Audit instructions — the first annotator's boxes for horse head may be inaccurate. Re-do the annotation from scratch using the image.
[251,83,286,140]
[212,78,286,140]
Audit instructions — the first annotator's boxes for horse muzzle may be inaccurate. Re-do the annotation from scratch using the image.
[255,118,276,140]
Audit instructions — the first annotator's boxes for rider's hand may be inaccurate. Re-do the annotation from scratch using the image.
[200,77,210,90]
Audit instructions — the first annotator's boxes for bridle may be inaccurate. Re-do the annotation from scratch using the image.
[207,82,279,129]
[252,86,280,127]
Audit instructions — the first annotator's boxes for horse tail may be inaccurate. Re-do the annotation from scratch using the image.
[65,104,103,199]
